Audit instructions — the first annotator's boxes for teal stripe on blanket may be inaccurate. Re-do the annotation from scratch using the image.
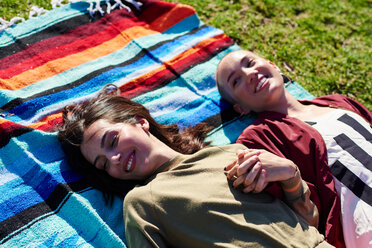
[206,114,258,146]
[0,131,61,168]
[1,190,125,247]
[135,44,240,116]
[135,48,238,124]
[55,191,126,247]
[0,156,75,205]
[1,214,83,247]
[0,141,67,201]
[0,2,89,46]
[0,132,79,218]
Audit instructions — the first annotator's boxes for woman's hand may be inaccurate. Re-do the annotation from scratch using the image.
[225,149,297,193]
[226,149,319,228]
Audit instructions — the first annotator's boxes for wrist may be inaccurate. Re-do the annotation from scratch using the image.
[279,165,300,192]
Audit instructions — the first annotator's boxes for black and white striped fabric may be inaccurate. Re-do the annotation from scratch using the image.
[310,108,372,248]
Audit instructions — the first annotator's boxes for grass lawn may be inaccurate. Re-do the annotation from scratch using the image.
[1,0,371,110]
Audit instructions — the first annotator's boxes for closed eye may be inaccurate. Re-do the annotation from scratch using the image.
[232,76,240,88]
[102,159,110,171]
[110,134,118,148]
[245,58,254,68]
[103,159,108,171]
[95,156,109,171]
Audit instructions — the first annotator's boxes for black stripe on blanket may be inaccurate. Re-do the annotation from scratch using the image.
[0,180,91,244]
[330,160,372,206]
[204,106,241,129]
[0,25,232,113]
[0,13,102,59]
[0,3,126,59]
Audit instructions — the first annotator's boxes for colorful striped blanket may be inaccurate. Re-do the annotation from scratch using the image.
[0,0,314,246]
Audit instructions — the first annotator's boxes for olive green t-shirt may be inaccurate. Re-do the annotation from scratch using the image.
[124,144,332,248]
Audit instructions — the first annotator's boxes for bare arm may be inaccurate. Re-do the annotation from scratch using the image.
[279,166,319,228]
[225,149,319,228]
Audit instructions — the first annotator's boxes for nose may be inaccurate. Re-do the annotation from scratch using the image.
[108,151,121,165]
[241,67,257,84]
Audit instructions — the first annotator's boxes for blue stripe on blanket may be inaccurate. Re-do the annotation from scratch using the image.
[3,20,222,124]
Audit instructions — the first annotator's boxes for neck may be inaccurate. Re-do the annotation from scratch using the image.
[151,134,182,171]
[267,88,306,116]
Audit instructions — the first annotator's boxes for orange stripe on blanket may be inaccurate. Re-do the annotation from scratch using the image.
[0,118,10,125]
[0,5,196,90]
[0,26,158,90]
[29,112,62,130]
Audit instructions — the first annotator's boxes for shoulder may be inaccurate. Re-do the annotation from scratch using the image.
[199,144,247,155]
[183,144,247,159]
[236,112,324,153]
[306,94,364,110]
[311,94,372,123]
[178,144,247,166]
[312,94,356,105]
[237,113,310,139]
[124,185,152,211]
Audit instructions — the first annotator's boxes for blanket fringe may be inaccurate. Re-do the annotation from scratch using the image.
[0,0,142,31]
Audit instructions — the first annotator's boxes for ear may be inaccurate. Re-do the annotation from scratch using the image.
[269,61,281,73]
[135,117,150,132]
[233,104,251,115]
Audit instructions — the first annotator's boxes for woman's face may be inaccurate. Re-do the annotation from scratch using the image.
[217,50,284,113]
[80,118,160,180]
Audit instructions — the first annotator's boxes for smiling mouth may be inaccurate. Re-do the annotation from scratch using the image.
[255,74,268,92]
[125,152,135,172]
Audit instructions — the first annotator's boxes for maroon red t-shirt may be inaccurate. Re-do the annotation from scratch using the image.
[237,94,372,248]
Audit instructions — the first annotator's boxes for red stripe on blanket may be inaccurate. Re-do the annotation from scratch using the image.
[0,17,147,79]
[0,120,33,147]
[0,120,30,132]
[142,3,196,32]
[0,2,183,72]
[30,113,63,132]
[120,34,233,98]
[0,10,136,71]
[139,1,189,26]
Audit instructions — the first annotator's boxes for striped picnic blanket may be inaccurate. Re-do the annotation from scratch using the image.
[0,0,314,247]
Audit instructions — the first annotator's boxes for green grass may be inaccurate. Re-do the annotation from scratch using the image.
[0,0,52,21]
[1,0,371,110]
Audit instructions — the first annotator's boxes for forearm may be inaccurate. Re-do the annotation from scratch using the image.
[280,167,319,228]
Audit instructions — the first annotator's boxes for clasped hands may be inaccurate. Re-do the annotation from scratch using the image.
[225,149,297,193]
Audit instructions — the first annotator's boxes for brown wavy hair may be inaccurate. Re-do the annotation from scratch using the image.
[58,89,212,204]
